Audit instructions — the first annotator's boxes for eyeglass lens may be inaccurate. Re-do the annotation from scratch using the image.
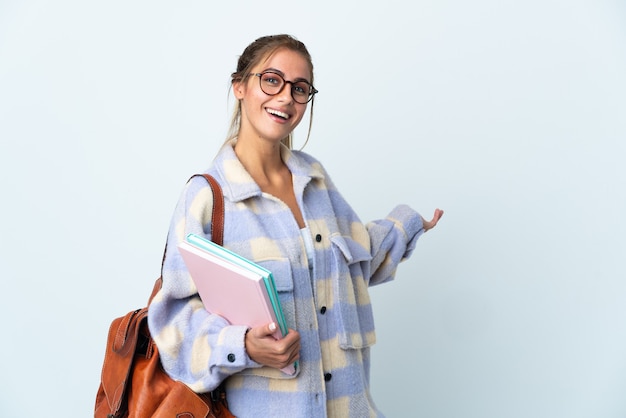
[258,72,314,104]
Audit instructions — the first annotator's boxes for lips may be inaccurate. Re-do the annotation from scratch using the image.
[266,108,290,120]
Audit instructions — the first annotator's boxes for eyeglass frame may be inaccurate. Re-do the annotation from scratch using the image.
[248,71,319,104]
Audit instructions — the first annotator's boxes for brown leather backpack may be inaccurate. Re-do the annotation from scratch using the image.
[95,174,235,418]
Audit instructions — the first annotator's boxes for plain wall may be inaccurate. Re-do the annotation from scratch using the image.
[1,1,625,416]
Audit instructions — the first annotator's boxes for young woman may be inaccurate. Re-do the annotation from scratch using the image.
[148,34,443,417]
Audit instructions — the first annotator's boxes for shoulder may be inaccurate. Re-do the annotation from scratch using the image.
[288,149,333,182]
[290,149,321,164]
[183,172,218,196]
[184,144,231,195]
[290,149,326,170]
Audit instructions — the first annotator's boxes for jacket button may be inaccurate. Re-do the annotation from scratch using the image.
[320,306,327,314]
[315,234,322,242]
[227,353,236,363]
[324,373,332,382]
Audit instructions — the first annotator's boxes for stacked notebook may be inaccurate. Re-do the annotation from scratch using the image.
[178,233,295,375]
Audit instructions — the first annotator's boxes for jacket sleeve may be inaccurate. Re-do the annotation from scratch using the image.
[147,176,260,393]
[366,204,424,287]
[311,154,425,287]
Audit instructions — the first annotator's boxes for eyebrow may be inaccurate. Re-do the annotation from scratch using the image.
[262,67,312,84]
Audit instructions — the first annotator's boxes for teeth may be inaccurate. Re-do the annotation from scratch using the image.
[267,108,289,119]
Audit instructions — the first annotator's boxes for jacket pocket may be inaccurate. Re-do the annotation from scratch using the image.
[330,234,372,264]
[256,258,295,330]
[239,258,299,380]
[329,235,376,349]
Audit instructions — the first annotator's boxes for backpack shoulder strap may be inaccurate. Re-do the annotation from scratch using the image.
[149,174,224,303]
[197,174,224,246]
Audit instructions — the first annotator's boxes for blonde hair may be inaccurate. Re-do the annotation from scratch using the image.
[225,34,315,149]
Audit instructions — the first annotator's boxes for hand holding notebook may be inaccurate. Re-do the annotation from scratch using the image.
[242,321,301,373]
[178,233,297,375]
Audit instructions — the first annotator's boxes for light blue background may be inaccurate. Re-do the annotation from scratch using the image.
[1,1,625,417]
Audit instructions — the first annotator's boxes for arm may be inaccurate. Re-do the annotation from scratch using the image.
[367,205,443,287]
[314,156,443,287]
[147,176,258,392]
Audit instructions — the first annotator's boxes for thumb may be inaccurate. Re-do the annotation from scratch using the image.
[265,322,277,336]
[249,322,278,339]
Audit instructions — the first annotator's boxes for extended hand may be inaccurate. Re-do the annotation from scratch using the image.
[422,208,444,232]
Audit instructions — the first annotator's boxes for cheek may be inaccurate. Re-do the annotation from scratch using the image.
[293,105,308,123]
[233,79,255,100]
[239,86,269,108]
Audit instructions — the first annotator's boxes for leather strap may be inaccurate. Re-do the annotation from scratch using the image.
[150,174,224,304]
[197,174,224,247]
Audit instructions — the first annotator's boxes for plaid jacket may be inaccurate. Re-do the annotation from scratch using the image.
[148,142,425,417]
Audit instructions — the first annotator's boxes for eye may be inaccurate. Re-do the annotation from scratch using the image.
[292,82,309,96]
[261,73,282,85]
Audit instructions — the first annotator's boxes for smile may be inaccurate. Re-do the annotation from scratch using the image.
[266,108,290,120]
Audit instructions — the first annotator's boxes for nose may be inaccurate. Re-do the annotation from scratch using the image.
[277,82,294,103]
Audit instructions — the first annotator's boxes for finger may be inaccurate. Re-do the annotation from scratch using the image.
[423,209,443,232]
[285,328,300,339]
[285,349,300,366]
[431,209,444,224]
[279,330,300,351]
[281,340,301,366]
[250,322,278,339]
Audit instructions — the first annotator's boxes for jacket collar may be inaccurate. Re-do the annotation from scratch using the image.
[212,140,325,203]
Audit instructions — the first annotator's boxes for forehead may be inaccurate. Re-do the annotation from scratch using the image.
[257,48,312,80]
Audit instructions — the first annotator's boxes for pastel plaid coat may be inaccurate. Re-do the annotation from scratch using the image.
[148,142,425,417]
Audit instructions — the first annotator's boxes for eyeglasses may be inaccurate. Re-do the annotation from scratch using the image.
[250,71,318,104]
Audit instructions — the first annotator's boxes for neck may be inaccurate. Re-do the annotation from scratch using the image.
[233,135,287,183]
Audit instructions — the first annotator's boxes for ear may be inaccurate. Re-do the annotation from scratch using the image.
[233,81,245,100]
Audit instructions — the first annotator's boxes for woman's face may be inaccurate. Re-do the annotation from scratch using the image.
[234,48,312,145]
